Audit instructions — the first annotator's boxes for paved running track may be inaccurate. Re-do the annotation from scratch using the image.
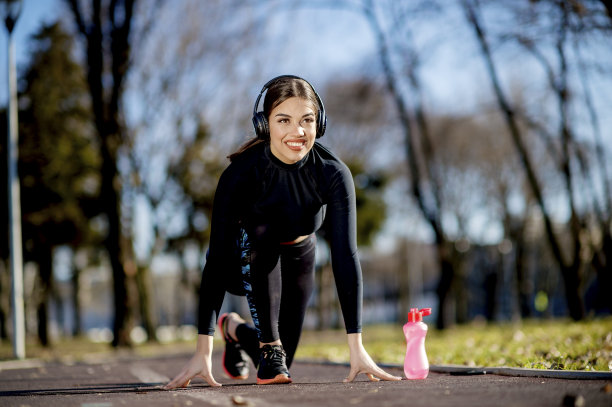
[1,351,611,407]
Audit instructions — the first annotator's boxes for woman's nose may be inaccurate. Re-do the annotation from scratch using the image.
[290,122,305,136]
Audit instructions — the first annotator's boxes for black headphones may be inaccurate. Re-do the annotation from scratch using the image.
[252,75,327,140]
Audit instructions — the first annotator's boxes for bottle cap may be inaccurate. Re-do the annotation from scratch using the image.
[407,308,432,322]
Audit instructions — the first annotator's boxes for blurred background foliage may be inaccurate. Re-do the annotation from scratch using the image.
[0,0,611,366]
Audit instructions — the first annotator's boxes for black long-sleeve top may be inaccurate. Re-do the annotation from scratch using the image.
[197,141,363,335]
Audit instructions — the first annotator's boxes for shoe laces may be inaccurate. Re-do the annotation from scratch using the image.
[262,345,286,363]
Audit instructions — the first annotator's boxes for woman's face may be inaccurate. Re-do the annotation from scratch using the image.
[268,97,317,164]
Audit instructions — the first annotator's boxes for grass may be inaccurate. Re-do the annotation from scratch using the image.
[295,317,612,371]
[1,317,611,371]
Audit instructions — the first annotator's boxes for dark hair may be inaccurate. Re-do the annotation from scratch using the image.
[228,77,320,161]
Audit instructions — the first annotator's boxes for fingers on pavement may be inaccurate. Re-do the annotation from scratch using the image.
[344,366,402,383]
[164,370,192,390]
[375,368,403,381]
[343,368,359,383]
[202,374,222,387]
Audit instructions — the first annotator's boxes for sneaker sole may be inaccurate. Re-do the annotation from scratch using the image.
[221,353,249,380]
[219,313,249,380]
[256,374,292,385]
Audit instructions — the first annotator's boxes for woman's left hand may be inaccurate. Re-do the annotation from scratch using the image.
[344,333,403,382]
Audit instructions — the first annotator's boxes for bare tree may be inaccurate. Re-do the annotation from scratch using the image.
[66,0,138,346]
[357,0,465,329]
[461,0,612,319]
[461,0,581,318]
[123,0,269,332]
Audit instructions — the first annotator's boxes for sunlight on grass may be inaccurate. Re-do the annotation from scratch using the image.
[295,317,612,371]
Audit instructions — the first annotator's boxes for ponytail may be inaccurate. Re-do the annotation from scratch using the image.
[227,137,265,161]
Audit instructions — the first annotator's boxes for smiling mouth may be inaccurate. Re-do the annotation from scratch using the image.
[286,140,306,150]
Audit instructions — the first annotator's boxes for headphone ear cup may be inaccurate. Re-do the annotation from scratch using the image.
[252,112,269,139]
[317,113,327,138]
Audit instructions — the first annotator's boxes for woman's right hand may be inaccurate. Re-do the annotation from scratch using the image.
[164,334,222,389]
[344,333,403,382]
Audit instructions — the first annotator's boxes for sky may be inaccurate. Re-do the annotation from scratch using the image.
[0,0,63,105]
[0,0,469,112]
[0,0,377,103]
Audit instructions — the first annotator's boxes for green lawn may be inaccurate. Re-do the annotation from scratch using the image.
[1,317,611,371]
[296,317,612,371]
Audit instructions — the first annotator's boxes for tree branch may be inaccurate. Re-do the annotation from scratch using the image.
[66,0,87,36]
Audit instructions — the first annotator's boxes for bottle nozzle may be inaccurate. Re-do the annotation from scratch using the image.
[407,307,432,322]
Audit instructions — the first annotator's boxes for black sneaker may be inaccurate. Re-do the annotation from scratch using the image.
[256,344,292,385]
[218,313,249,380]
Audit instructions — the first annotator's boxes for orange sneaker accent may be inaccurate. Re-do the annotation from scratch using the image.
[256,374,292,385]
[222,354,249,380]
[218,313,231,341]
[219,313,249,380]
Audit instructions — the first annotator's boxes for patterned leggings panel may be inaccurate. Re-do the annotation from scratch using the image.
[237,228,316,352]
[238,227,262,339]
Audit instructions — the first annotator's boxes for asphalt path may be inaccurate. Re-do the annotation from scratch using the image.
[1,351,611,407]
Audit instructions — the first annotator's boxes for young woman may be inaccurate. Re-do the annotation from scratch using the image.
[165,75,401,388]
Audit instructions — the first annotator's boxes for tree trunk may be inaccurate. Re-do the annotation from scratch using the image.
[67,0,137,347]
[71,264,82,337]
[514,234,531,318]
[484,260,499,322]
[98,145,132,348]
[592,229,612,313]
[435,243,454,330]
[554,5,585,321]
[425,226,455,330]
[397,240,411,323]
[453,249,470,324]
[136,264,158,342]
[0,260,9,340]
[36,246,53,347]
[505,207,531,318]
[561,264,584,320]
[316,262,336,330]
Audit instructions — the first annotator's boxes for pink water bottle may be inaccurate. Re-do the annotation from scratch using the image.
[403,307,432,379]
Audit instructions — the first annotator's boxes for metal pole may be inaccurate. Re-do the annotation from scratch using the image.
[6,14,25,361]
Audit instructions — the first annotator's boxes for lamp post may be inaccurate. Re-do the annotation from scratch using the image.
[1,0,25,360]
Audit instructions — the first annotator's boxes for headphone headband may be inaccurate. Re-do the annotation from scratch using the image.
[252,75,327,139]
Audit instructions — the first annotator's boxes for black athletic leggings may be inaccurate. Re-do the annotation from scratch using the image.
[236,231,316,368]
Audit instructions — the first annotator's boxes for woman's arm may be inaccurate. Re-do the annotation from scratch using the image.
[324,162,401,382]
[324,163,363,334]
[198,164,245,335]
[164,334,221,389]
